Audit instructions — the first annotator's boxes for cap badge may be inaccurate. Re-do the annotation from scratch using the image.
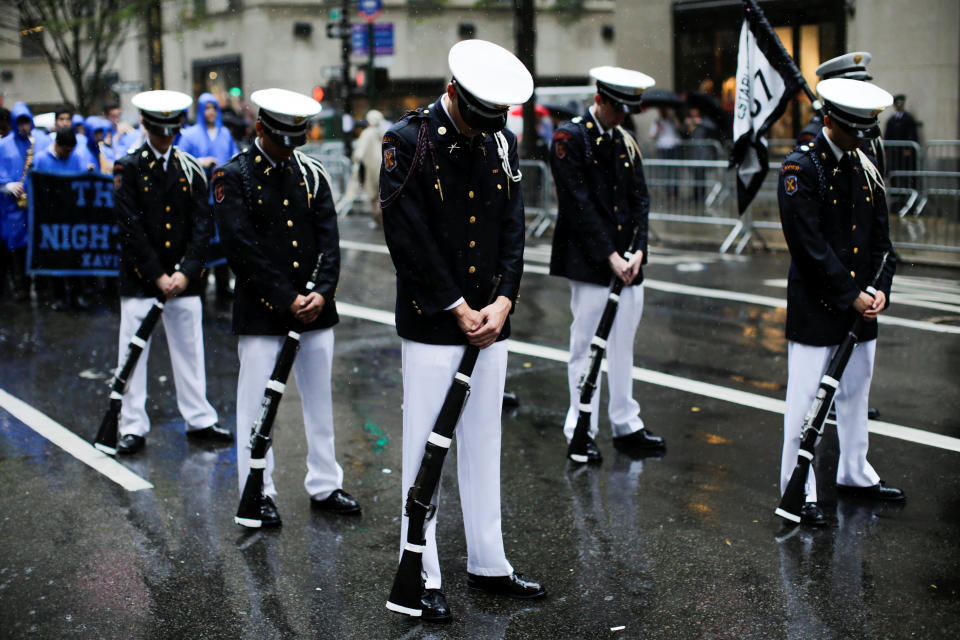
[853,54,863,64]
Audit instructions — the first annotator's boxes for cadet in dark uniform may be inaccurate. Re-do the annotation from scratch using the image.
[797,52,885,176]
[112,90,228,454]
[549,66,665,464]
[778,78,904,527]
[380,39,544,622]
[213,88,360,527]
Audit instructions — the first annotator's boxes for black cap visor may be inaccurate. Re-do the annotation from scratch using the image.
[453,80,509,133]
[141,111,182,137]
[824,102,881,140]
[821,67,872,81]
[597,83,643,114]
[259,110,307,148]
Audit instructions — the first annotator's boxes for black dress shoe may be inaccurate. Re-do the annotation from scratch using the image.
[836,480,905,502]
[466,572,546,599]
[613,428,666,451]
[502,391,520,408]
[310,489,361,515]
[116,434,145,454]
[186,423,234,443]
[260,496,282,528]
[420,589,452,623]
[800,502,828,527]
[583,437,603,464]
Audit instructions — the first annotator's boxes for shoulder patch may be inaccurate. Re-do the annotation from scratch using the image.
[212,168,226,203]
[383,146,397,172]
[783,174,798,196]
[113,163,123,190]
[553,130,571,142]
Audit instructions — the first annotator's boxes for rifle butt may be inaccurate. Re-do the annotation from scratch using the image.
[235,467,266,528]
[567,410,592,463]
[93,396,122,455]
[776,453,812,523]
[386,543,426,617]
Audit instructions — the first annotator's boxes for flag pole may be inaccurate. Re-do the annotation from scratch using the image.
[743,0,822,115]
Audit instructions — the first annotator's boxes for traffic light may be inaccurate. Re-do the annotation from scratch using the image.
[312,86,325,102]
[355,67,388,89]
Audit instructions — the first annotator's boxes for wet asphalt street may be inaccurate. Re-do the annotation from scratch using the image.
[1,216,959,639]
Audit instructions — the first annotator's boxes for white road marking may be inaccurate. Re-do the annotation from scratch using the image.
[341,238,960,335]
[336,302,960,454]
[0,388,153,491]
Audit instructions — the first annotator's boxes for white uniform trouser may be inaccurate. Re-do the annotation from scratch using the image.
[563,280,645,441]
[118,296,218,437]
[236,329,344,501]
[399,339,514,590]
[780,339,880,503]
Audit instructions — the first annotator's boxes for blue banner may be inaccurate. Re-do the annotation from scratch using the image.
[26,171,120,276]
[25,171,224,276]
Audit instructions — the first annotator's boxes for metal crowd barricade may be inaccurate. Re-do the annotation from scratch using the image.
[643,157,743,244]
[521,159,556,238]
[889,170,960,252]
[300,146,353,212]
[883,140,922,175]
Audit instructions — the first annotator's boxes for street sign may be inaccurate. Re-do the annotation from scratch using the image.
[111,80,143,94]
[326,22,348,39]
[357,0,383,23]
[329,8,341,21]
[351,23,394,57]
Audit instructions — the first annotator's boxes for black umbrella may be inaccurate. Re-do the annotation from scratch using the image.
[542,102,580,121]
[685,92,725,120]
[641,89,683,108]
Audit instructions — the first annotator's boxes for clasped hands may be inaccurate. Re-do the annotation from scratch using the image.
[609,249,644,285]
[289,292,325,324]
[852,289,887,321]
[452,296,512,349]
[155,272,189,298]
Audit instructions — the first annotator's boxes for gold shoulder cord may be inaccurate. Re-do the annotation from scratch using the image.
[855,148,884,204]
[616,126,643,168]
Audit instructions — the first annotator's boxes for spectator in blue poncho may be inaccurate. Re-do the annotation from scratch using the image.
[178,92,240,299]
[84,116,116,175]
[0,102,39,299]
[33,127,89,174]
[178,93,240,172]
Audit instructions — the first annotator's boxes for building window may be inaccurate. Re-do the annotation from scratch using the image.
[194,0,207,18]
[192,55,243,110]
